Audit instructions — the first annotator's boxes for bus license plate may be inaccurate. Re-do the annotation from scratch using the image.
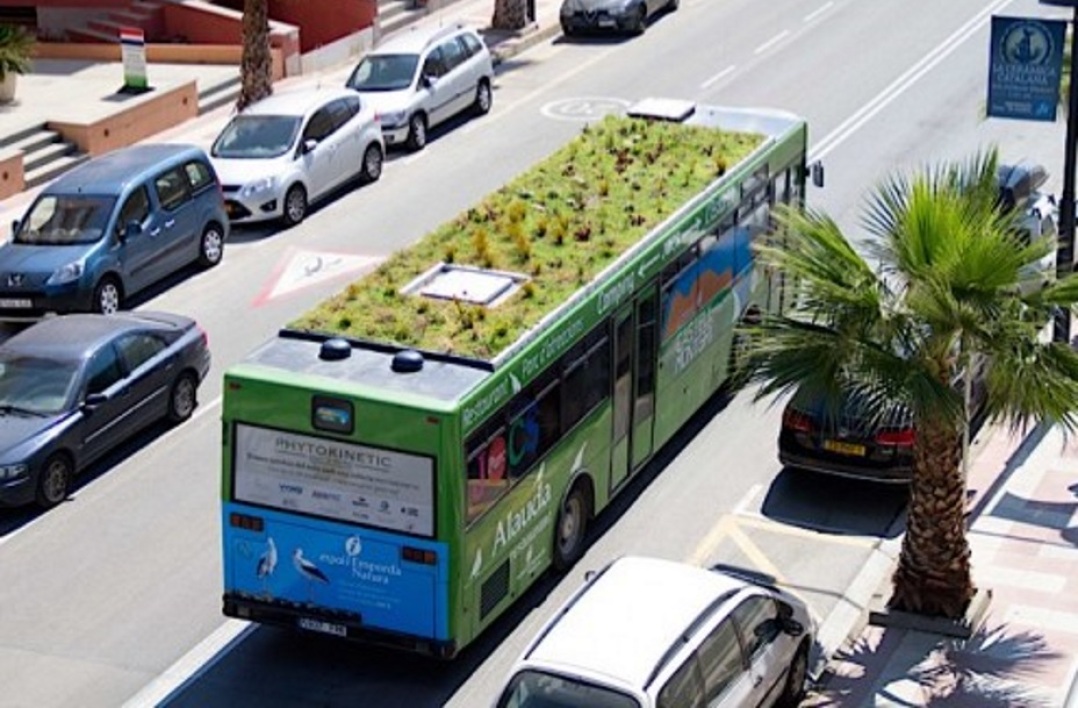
[0,298,31,308]
[297,617,347,637]
[823,440,866,456]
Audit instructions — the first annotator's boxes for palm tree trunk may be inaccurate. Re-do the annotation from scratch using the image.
[238,0,273,111]
[888,417,975,618]
[492,0,529,31]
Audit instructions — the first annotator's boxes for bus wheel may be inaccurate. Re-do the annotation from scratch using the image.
[553,487,588,572]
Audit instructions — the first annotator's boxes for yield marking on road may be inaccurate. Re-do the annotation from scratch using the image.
[252,248,381,305]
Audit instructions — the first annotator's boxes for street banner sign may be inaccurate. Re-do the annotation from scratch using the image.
[987,15,1066,122]
[120,27,149,92]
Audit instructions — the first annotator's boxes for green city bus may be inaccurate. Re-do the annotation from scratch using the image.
[220,98,816,658]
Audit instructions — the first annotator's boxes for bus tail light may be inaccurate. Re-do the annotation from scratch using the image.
[402,547,438,565]
[230,512,265,532]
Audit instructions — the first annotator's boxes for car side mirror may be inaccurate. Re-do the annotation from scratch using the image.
[11,219,18,238]
[810,161,825,188]
[83,392,107,409]
[422,74,437,89]
[122,221,141,242]
[303,138,318,154]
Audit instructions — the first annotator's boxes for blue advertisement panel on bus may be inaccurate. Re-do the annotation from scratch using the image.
[222,423,449,639]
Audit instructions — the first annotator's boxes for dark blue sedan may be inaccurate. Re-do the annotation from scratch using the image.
[0,311,210,509]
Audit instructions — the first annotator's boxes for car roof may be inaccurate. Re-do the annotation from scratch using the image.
[1,312,190,360]
[368,21,474,55]
[46,143,206,195]
[239,87,359,117]
[522,557,746,690]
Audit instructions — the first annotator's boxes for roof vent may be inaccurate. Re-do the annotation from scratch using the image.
[400,262,529,307]
[392,349,424,373]
[626,98,697,123]
[320,338,352,361]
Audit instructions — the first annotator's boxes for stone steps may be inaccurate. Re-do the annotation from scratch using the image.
[0,124,89,190]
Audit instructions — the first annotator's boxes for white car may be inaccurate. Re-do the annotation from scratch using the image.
[345,23,494,151]
[494,556,815,708]
[210,87,384,226]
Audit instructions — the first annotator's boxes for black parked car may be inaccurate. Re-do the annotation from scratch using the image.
[778,361,987,483]
[0,311,210,509]
[560,0,677,36]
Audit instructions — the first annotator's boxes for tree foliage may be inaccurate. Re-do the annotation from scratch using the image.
[740,149,1078,617]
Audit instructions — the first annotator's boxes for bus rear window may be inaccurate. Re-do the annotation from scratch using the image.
[232,423,435,537]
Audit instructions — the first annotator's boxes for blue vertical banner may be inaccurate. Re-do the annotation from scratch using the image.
[987,16,1066,122]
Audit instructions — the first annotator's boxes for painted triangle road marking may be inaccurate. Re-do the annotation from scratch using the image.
[253,248,382,306]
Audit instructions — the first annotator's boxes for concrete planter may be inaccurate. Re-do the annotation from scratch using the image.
[0,72,15,104]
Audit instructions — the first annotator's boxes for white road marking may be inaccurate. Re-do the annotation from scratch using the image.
[754,30,790,55]
[122,619,254,708]
[810,0,1013,160]
[700,64,736,90]
[804,2,834,24]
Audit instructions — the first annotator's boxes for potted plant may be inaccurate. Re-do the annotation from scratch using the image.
[0,25,34,104]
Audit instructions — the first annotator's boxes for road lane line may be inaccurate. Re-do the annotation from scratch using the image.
[804,2,834,24]
[754,30,790,55]
[122,619,254,708]
[735,514,876,547]
[810,0,1014,160]
[700,65,736,90]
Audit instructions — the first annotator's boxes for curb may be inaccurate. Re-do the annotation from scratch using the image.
[491,22,563,65]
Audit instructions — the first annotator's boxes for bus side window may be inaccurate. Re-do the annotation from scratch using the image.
[465,419,509,523]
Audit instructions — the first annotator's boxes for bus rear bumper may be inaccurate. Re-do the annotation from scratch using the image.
[223,594,458,659]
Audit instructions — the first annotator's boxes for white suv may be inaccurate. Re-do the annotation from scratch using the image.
[494,556,815,708]
[345,23,494,151]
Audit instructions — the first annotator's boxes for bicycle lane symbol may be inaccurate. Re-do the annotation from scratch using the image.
[540,97,632,121]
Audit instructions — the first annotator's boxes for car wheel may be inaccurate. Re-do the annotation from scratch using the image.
[167,372,198,424]
[473,79,492,116]
[360,143,384,184]
[667,0,678,10]
[197,223,225,268]
[92,276,123,315]
[552,485,589,572]
[561,22,575,37]
[775,642,810,708]
[406,113,428,151]
[35,454,73,509]
[631,4,647,34]
[282,184,308,226]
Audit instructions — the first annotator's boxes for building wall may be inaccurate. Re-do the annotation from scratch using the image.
[271,0,376,52]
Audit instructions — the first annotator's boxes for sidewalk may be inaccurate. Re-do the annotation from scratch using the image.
[806,422,1078,707]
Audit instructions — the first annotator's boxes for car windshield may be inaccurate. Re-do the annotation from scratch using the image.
[15,195,117,246]
[496,670,641,708]
[211,115,302,159]
[347,53,420,91]
[0,354,80,415]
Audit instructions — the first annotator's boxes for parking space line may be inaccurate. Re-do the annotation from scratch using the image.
[734,514,877,548]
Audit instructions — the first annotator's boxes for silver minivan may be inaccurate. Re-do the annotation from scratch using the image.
[495,556,815,708]
[345,23,494,151]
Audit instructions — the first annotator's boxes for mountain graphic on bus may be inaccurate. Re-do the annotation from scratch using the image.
[661,227,752,340]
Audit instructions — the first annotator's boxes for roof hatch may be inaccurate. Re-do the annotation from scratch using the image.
[401,263,529,307]
[626,97,697,123]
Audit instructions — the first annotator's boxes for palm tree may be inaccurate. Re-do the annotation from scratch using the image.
[740,149,1078,618]
[492,0,529,31]
[237,0,273,111]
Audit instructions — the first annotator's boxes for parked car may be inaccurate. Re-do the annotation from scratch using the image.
[345,23,494,151]
[0,311,211,509]
[560,0,678,36]
[210,87,384,227]
[1,144,228,319]
[494,556,814,708]
[778,358,988,483]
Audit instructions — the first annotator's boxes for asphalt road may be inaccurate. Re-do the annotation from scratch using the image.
[0,0,1069,706]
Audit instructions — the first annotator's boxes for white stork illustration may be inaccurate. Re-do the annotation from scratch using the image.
[256,537,277,597]
[293,547,330,603]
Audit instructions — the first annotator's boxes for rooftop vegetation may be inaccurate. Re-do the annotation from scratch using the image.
[290,114,763,360]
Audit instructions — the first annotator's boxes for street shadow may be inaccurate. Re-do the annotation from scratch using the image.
[967,421,1050,524]
[808,623,1063,707]
[759,469,908,538]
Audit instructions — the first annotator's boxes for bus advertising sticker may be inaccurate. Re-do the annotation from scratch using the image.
[540,97,632,122]
[253,248,382,306]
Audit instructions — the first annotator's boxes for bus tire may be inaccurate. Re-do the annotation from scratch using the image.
[553,486,588,572]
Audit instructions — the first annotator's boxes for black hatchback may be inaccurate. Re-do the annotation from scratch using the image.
[0,311,210,509]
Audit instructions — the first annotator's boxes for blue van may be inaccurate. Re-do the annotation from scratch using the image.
[0,143,229,318]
